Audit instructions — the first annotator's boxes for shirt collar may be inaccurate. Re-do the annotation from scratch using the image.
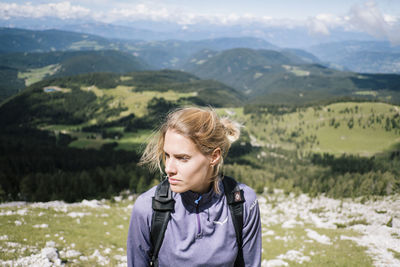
[180,179,224,207]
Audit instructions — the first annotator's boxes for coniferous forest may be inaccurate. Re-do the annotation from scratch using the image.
[0,29,399,204]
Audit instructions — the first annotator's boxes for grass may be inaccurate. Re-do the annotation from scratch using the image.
[229,102,400,157]
[116,130,152,151]
[315,124,397,156]
[42,85,197,151]
[42,101,400,158]
[68,138,109,150]
[0,198,132,265]
[68,41,104,50]
[68,129,152,152]
[354,91,378,97]
[18,64,61,86]
[389,249,400,260]
[347,219,369,226]
[82,85,197,118]
[261,223,373,266]
[282,65,310,76]
[0,194,377,267]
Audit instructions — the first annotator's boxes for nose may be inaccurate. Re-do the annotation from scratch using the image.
[165,158,177,176]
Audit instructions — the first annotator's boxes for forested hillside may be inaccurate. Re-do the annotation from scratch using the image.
[182,48,400,105]
[1,4,400,265]
[308,40,400,74]
[0,50,150,102]
[0,28,113,53]
[0,27,399,204]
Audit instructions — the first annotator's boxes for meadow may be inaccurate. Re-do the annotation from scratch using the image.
[1,82,399,266]
[238,102,400,156]
[42,97,400,159]
[18,64,61,87]
[81,85,197,118]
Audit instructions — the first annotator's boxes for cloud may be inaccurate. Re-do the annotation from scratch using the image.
[0,1,299,27]
[349,1,388,38]
[0,1,91,20]
[305,1,400,45]
[307,14,345,36]
[348,0,400,45]
[108,3,171,22]
[1,0,399,45]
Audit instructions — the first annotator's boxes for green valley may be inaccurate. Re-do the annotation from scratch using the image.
[0,28,399,205]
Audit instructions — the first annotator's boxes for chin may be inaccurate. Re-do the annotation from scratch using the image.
[170,185,187,193]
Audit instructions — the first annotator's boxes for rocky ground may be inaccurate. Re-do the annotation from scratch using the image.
[0,192,399,266]
[260,190,400,267]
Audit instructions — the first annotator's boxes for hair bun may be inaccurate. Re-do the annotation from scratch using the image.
[220,117,241,144]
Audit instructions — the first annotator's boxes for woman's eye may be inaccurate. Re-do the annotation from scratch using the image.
[179,156,190,161]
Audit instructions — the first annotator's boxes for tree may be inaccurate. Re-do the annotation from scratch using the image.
[136,176,148,193]
[347,117,354,129]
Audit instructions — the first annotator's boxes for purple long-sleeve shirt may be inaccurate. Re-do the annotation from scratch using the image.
[127,180,262,267]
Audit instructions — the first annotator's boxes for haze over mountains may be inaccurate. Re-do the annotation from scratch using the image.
[1,3,400,74]
[1,26,400,105]
[1,3,400,265]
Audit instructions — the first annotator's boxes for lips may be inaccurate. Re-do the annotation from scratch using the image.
[168,177,180,185]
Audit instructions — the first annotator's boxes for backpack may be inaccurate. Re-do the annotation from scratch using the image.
[149,176,245,267]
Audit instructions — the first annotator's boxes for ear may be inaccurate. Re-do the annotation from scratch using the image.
[210,148,221,166]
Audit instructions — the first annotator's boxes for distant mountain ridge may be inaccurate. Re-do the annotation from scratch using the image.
[182,47,400,104]
[308,40,400,74]
[0,70,244,128]
[1,27,400,106]
[0,50,150,102]
[0,28,114,53]
[0,50,150,73]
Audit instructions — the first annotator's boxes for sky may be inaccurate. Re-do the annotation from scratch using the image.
[0,0,399,43]
[1,0,399,22]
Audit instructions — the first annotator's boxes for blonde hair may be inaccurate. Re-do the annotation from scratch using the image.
[139,106,240,193]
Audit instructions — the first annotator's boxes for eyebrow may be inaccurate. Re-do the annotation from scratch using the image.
[164,152,191,158]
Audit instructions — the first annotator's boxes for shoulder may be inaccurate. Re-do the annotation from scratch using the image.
[222,175,258,209]
[238,183,258,210]
[236,182,260,227]
[131,185,157,216]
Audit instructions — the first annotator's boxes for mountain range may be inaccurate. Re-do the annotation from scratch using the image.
[1,27,400,107]
[0,49,150,101]
[0,70,243,129]
[181,48,400,104]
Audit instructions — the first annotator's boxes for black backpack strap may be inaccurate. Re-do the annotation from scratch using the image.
[222,176,245,267]
[150,179,175,267]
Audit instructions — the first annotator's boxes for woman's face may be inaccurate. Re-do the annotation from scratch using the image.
[163,129,213,194]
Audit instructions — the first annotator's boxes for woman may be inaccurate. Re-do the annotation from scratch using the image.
[127,107,262,267]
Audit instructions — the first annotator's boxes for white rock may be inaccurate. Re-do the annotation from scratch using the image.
[277,250,311,264]
[79,256,88,261]
[41,247,59,262]
[90,249,110,266]
[305,229,332,245]
[113,254,127,262]
[0,201,26,207]
[65,249,81,258]
[81,199,110,209]
[282,219,304,228]
[33,224,48,228]
[262,259,288,267]
[45,241,56,247]
[68,212,89,218]
[17,209,28,216]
